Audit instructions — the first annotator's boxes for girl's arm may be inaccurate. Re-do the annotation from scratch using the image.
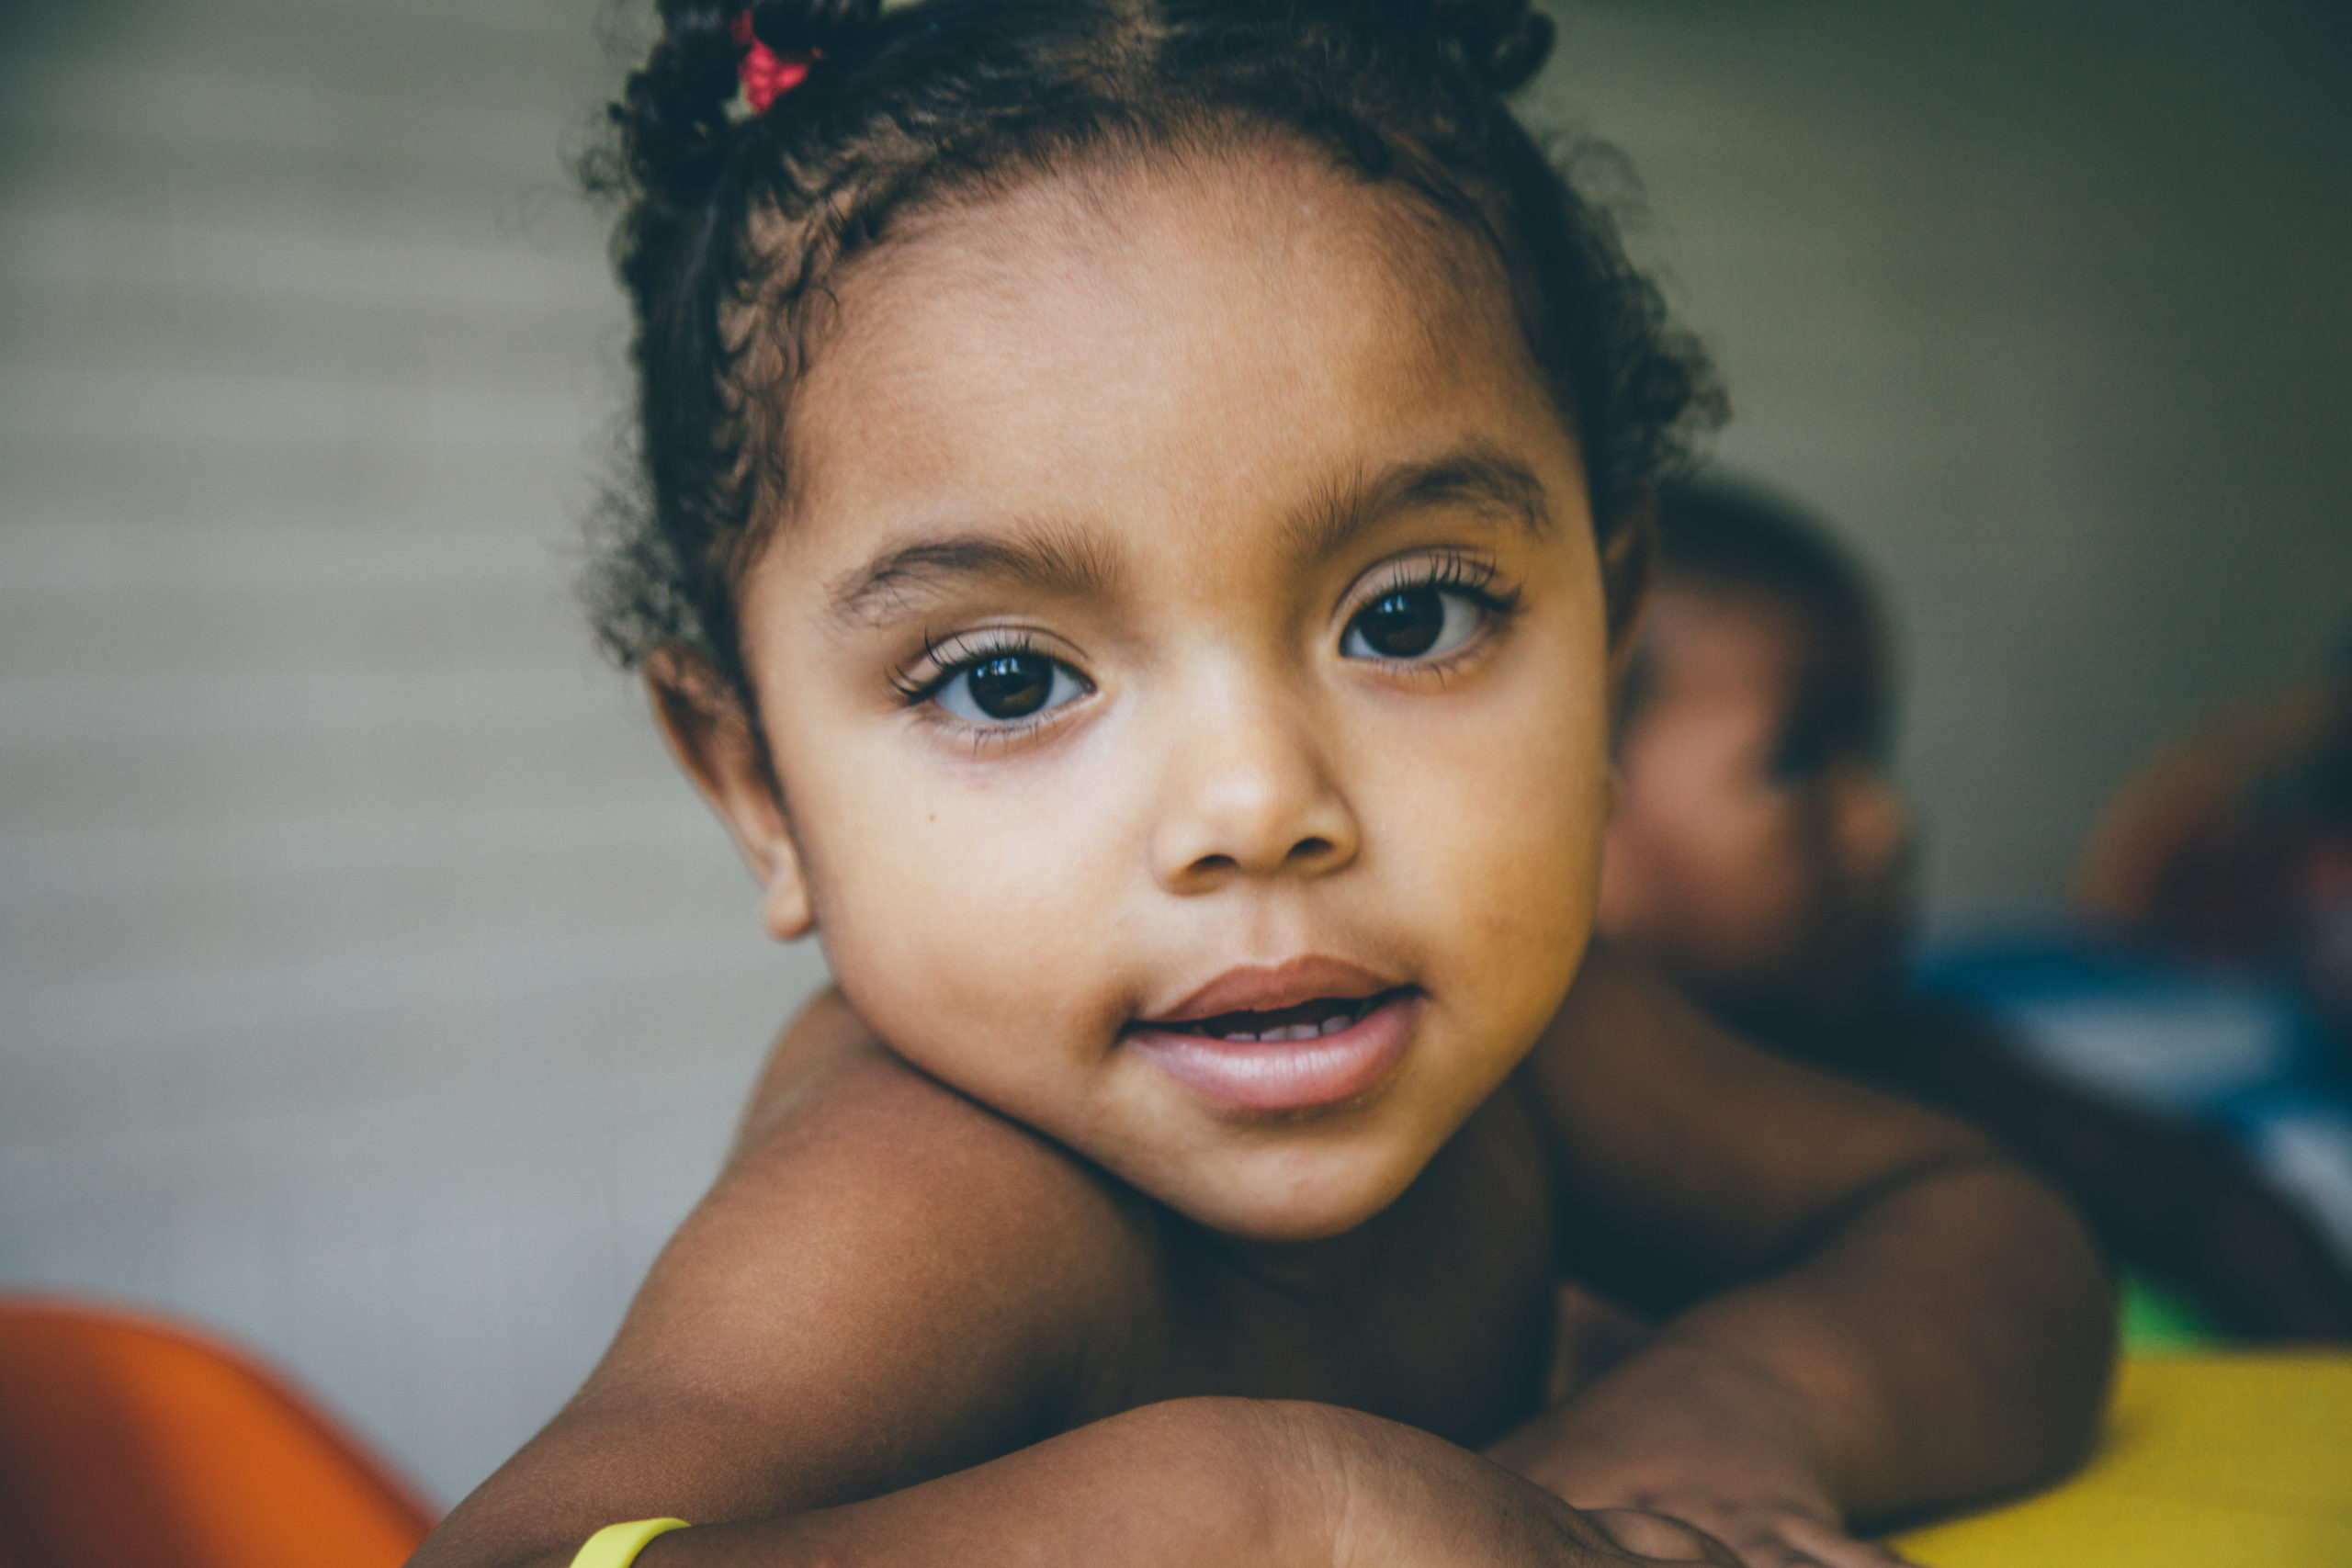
[1494,949,2112,1564]
[412,992,1722,1568]
[509,1399,1734,1568]
[1882,998,2352,1340]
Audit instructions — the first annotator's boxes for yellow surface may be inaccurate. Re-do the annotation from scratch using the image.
[1893,1353,2352,1566]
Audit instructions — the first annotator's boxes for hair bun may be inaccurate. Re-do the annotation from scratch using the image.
[1431,0,1555,92]
[616,0,886,209]
[614,4,741,209]
[738,0,885,57]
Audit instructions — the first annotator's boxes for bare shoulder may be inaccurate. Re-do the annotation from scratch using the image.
[422,989,1161,1564]
[624,991,1164,1464]
[1522,944,1996,1298]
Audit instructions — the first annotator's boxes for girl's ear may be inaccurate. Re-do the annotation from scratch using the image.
[645,649,814,942]
[1601,493,1657,691]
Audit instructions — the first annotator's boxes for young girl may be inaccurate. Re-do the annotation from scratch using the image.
[413,4,2111,1565]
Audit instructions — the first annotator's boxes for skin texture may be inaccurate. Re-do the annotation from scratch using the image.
[1600,580,2352,1340]
[737,151,1614,1247]
[411,147,2110,1568]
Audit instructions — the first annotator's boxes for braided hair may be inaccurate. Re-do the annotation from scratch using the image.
[585,0,1722,706]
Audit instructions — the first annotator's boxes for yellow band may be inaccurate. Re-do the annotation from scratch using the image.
[569,1518,690,1568]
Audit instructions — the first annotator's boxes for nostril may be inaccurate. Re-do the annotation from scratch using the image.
[1289,836,1335,863]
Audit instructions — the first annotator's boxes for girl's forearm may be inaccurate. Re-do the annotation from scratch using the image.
[1500,1158,2112,1528]
[501,1398,1308,1568]
[510,1398,1633,1568]
[1718,1156,2112,1517]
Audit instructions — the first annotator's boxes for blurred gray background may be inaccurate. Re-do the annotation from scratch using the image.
[2,0,2346,1510]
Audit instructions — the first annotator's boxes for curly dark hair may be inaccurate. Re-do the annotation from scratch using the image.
[585,0,1723,705]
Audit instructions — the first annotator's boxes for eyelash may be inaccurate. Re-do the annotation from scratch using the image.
[889,628,1053,706]
[887,552,1521,731]
[1344,551,1521,650]
[889,629,1099,755]
[1363,548,1507,602]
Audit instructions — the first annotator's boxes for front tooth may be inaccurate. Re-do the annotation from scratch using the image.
[1280,1023,1317,1042]
[1318,1013,1350,1036]
[1222,1030,1261,1043]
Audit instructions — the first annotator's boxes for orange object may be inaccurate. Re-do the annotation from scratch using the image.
[0,1296,435,1568]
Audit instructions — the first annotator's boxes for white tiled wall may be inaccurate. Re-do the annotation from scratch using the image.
[1533,0,2352,923]
[1,0,2346,1515]
[0,0,829,1506]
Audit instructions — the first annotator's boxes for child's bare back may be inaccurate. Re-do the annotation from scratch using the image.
[411,4,2111,1564]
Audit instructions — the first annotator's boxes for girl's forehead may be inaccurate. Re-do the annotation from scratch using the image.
[840,141,1509,353]
[775,144,1566,575]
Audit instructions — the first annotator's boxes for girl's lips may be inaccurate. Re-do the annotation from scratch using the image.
[1125,990,1417,1111]
[1150,954,1397,1022]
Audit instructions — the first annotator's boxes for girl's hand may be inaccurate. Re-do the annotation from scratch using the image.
[1581,1497,1915,1568]
[1486,1337,1922,1568]
[1304,1403,1749,1568]
[1577,1510,1747,1565]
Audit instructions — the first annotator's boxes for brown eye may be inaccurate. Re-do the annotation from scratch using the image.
[1342,585,1480,661]
[936,650,1085,725]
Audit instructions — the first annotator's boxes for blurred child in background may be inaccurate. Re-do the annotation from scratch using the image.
[1597,479,2352,1341]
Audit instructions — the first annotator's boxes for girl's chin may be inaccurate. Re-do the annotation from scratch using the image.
[1136,1128,1441,1246]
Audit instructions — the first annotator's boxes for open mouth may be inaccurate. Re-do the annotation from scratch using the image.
[1126,988,1419,1112]
[1149,992,1393,1043]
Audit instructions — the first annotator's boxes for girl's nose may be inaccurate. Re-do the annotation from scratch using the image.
[1149,690,1362,894]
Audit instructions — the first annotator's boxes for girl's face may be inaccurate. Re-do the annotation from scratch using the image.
[685,148,1618,1241]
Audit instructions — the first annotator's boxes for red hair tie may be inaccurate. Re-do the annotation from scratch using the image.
[730,10,813,116]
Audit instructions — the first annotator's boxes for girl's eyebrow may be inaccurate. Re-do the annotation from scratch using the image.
[830,524,1122,626]
[1281,449,1553,568]
[827,450,1548,627]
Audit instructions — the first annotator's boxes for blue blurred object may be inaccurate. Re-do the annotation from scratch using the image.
[1920,930,2352,1263]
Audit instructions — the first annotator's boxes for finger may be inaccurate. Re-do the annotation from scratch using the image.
[1587,1507,1747,1566]
[1733,1547,1829,1568]
[1768,1513,1922,1568]
[1715,1533,1829,1568]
